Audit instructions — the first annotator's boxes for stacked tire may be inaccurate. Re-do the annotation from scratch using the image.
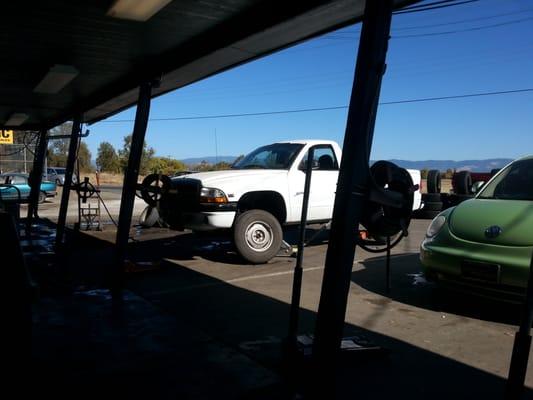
[449,170,474,207]
[426,169,441,194]
[416,170,443,219]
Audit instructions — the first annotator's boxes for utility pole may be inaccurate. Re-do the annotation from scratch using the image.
[215,128,218,164]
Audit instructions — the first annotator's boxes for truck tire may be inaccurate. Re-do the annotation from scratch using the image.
[454,171,472,195]
[233,210,282,264]
[139,205,160,227]
[38,191,46,204]
[426,170,441,193]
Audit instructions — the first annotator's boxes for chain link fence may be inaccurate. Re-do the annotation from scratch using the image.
[0,143,37,174]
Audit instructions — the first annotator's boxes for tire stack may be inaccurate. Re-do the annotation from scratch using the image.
[416,169,443,219]
[448,170,474,207]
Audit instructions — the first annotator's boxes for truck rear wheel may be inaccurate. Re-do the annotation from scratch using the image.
[233,210,282,264]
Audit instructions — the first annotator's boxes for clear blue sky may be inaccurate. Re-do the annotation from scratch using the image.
[86,0,533,162]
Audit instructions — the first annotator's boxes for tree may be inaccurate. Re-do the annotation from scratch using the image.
[212,161,232,171]
[118,134,155,175]
[47,122,92,171]
[96,142,120,172]
[47,138,68,167]
[194,160,212,172]
[77,142,93,171]
[147,157,187,175]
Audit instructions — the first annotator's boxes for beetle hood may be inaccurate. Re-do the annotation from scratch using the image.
[449,199,533,246]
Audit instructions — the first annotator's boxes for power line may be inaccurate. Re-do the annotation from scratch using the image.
[394,16,533,38]
[99,88,533,123]
[393,0,479,15]
[393,8,533,30]
[325,8,533,35]
[164,40,533,101]
[398,0,462,11]
[380,88,533,104]
[325,17,533,40]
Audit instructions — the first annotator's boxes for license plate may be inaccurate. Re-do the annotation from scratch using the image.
[461,260,500,283]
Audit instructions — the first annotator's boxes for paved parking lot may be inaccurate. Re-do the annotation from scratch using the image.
[103,218,531,398]
[30,192,533,398]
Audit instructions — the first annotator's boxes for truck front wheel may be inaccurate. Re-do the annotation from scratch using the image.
[233,210,282,264]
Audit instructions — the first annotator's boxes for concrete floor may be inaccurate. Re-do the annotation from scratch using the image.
[25,196,533,399]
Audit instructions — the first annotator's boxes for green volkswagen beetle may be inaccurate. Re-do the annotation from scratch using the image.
[420,155,533,298]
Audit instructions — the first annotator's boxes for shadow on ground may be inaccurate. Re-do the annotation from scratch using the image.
[124,259,529,399]
[353,253,524,326]
[27,224,533,399]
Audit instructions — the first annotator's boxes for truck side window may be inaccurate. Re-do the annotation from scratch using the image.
[301,146,339,171]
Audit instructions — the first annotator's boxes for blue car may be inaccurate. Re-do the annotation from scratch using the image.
[0,173,57,203]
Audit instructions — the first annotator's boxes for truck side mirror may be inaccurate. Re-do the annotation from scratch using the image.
[299,159,318,171]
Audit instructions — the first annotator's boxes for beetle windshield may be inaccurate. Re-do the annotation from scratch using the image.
[232,143,304,170]
[477,159,533,201]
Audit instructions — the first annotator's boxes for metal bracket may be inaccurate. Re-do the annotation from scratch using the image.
[277,240,294,257]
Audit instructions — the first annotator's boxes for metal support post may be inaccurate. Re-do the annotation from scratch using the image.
[311,0,393,394]
[56,116,82,248]
[288,147,315,345]
[505,253,533,399]
[26,129,48,226]
[113,80,155,299]
[386,235,391,293]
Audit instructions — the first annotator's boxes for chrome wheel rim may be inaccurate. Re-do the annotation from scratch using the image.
[245,221,273,252]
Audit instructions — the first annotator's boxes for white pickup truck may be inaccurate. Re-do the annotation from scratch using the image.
[158,140,421,263]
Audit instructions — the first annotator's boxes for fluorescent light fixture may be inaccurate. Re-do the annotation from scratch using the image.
[34,64,79,94]
[107,0,172,21]
[6,113,29,126]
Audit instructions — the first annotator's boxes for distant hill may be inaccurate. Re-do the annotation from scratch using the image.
[181,156,513,172]
[385,158,513,172]
[181,156,237,165]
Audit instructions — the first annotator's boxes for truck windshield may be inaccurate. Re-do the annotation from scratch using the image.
[477,159,533,201]
[232,143,304,170]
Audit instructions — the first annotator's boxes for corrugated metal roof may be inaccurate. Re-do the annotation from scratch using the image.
[0,1,416,130]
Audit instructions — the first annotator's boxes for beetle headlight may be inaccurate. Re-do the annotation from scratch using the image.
[426,215,446,238]
[200,187,228,203]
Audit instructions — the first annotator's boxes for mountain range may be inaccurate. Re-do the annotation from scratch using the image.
[386,158,513,172]
[181,156,238,165]
[180,156,514,172]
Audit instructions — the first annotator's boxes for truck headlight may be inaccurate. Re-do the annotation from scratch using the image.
[426,215,446,238]
[200,187,228,204]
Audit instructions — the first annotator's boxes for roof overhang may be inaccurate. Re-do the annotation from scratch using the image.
[0,0,418,130]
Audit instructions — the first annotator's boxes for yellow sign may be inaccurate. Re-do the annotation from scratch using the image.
[0,130,13,144]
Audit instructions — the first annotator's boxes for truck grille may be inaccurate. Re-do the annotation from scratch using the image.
[158,178,201,228]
